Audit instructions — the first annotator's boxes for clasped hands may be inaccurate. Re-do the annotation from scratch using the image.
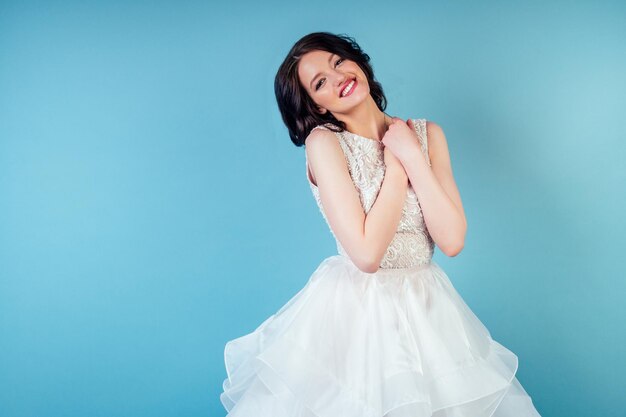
[382,117,421,179]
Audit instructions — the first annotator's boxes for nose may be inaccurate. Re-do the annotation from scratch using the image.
[334,72,348,88]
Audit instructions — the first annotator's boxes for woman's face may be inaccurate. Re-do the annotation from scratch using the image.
[297,50,369,116]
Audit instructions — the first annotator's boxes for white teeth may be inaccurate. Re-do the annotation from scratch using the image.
[341,79,355,97]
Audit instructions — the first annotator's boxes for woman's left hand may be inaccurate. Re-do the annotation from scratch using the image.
[381,118,421,165]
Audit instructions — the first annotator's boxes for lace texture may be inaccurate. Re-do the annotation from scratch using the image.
[305,118,435,269]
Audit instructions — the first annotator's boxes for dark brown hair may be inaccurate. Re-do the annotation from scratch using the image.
[274,32,388,147]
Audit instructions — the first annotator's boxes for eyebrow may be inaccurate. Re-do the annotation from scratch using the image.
[309,53,335,89]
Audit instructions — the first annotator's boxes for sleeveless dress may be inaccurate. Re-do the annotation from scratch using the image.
[219,119,542,417]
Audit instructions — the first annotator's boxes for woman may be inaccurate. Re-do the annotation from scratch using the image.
[220,32,542,417]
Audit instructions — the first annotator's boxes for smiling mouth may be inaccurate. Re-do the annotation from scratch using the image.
[340,79,357,97]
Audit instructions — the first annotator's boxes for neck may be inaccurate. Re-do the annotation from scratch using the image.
[333,97,389,141]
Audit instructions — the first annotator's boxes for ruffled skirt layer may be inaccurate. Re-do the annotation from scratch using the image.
[220,255,541,417]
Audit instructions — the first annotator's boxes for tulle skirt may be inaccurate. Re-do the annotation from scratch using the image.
[220,255,541,417]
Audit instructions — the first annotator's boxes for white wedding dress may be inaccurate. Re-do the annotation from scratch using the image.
[219,118,542,416]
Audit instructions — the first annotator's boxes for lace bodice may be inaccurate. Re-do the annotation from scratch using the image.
[305,118,435,269]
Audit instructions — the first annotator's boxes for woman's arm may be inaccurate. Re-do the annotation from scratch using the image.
[399,121,467,256]
[306,130,408,273]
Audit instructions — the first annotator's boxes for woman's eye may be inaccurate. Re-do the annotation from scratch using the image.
[315,58,344,91]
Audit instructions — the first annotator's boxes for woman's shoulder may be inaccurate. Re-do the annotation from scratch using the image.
[407,118,436,167]
[424,119,445,146]
[304,123,351,188]
[311,121,340,133]
[422,119,450,167]
[306,122,342,145]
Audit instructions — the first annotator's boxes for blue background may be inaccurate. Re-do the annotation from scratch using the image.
[1,1,625,416]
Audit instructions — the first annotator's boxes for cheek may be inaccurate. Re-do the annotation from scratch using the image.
[318,89,336,101]
[349,63,364,76]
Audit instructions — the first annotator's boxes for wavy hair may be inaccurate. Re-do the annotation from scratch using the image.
[274,32,388,147]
